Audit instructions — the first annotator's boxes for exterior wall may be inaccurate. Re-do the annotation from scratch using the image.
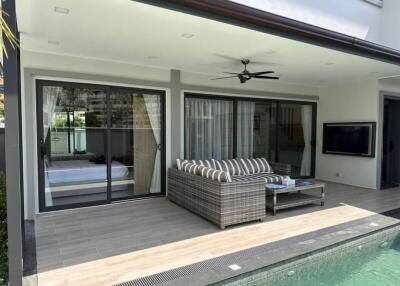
[233,0,400,51]
[316,80,380,189]
[232,0,382,42]
[381,0,400,50]
[20,50,318,219]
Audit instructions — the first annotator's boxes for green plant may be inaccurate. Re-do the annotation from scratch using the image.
[0,173,7,285]
[0,9,19,58]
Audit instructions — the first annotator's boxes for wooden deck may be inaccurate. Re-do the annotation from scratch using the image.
[32,182,400,286]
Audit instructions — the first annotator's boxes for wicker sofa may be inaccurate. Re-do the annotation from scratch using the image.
[168,161,291,229]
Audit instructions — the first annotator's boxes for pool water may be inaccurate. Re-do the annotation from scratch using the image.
[218,227,400,286]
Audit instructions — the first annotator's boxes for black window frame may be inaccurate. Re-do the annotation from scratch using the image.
[36,79,166,212]
[184,92,317,178]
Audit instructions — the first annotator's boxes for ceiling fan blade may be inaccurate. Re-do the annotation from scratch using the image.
[253,75,280,80]
[251,71,274,76]
[213,53,241,62]
[210,75,238,80]
[222,72,240,75]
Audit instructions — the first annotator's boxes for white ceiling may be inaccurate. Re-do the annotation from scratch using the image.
[16,0,400,85]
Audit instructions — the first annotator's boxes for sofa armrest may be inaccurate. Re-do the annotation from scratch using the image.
[270,162,292,176]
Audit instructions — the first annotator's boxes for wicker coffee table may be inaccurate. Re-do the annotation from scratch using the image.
[265,182,325,216]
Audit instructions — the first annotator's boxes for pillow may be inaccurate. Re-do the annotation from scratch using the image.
[180,162,201,175]
[213,159,245,176]
[176,159,215,170]
[239,158,273,174]
[196,165,232,183]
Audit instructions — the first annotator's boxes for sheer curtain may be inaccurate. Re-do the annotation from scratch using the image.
[237,101,255,158]
[143,94,161,193]
[300,105,312,176]
[43,86,63,207]
[185,98,233,160]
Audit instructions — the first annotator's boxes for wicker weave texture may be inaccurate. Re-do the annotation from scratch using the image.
[168,168,266,229]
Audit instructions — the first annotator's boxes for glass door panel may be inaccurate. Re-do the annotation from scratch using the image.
[185,97,234,160]
[110,89,162,198]
[236,101,277,160]
[278,103,314,177]
[40,85,108,209]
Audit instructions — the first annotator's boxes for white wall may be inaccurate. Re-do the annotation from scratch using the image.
[232,0,400,51]
[381,0,400,50]
[232,0,382,43]
[316,80,380,189]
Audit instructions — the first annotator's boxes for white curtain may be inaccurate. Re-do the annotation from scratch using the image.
[185,98,233,160]
[237,101,255,158]
[300,105,312,176]
[43,86,62,207]
[43,86,62,142]
[143,94,161,193]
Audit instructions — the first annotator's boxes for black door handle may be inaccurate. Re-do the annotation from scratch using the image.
[40,138,47,158]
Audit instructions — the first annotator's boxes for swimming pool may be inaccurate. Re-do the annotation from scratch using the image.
[216,226,400,286]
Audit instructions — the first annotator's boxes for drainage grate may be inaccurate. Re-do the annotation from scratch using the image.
[114,229,330,286]
[115,221,400,286]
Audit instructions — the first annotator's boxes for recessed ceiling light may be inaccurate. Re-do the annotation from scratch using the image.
[325,62,335,66]
[48,40,60,45]
[147,55,158,59]
[54,6,70,14]
[181,33,194,38]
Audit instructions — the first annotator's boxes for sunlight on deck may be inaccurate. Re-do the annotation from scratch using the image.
[37,205,379,286]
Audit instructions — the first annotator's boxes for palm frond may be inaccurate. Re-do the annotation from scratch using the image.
[0,9,20,59]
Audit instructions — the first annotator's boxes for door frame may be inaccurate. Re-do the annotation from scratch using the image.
[378,92,400,190]
[36,79,166,212]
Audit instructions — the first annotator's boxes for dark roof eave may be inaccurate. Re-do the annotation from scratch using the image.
[137,0,400,65]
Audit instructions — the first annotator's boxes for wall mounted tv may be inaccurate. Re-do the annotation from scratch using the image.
[323,122,376,157]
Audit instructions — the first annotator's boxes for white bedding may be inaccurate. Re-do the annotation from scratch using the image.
[46,159,130,185]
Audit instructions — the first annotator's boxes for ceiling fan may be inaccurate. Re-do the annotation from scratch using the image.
[211,59,279,84]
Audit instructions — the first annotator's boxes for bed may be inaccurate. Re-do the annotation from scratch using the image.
[44,159,134,205]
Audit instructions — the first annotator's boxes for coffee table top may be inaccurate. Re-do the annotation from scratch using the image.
[266,181,325,194]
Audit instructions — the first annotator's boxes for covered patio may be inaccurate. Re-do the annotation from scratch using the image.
[4,1,400,285]
[30,182,400,286]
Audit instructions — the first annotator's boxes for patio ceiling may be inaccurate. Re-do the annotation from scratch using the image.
[17,0,400,85]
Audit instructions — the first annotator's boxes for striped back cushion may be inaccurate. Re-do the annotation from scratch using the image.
[213,159,245,176]
[180,162,202,175]
[196,165,232,183]
[176,159,214,170]
[239,158,273,174]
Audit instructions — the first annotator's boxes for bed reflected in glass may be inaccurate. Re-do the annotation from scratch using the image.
[42,86,109,207]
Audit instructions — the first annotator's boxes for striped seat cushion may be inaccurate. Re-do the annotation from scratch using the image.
[180,162,202,175]
[196,165,232,183]
[232,173,284,184]
[239,158,273,174]
[176,159,215,170]
[213,159,245,176]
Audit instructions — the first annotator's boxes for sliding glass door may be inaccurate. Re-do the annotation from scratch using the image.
[37,81,164,211]
[110,89,162,199]
[184,94,316,178]
[278,103,314,177]
[237,101,277,161]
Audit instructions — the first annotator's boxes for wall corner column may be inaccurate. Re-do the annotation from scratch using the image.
[3,0,24,285]
[170,69,182,161]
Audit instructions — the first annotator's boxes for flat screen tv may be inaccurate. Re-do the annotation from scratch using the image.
[323,122,376,157]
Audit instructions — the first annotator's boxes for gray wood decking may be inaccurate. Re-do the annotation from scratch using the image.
[32,181,400,284]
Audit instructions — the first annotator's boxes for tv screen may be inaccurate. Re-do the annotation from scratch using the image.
[323,123,375,157]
